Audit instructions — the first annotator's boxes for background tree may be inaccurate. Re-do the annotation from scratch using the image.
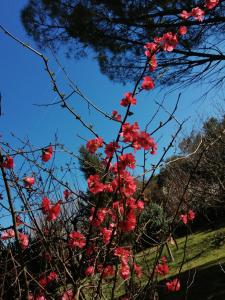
[160,115,225,227]
[21,0,225,88]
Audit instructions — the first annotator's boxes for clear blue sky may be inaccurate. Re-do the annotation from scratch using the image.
[0,0,221,185]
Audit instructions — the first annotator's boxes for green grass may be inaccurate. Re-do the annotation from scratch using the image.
[83,227,225,299]
[139,227,225,277]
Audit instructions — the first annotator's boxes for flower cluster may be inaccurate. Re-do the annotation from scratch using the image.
[68,231,86,249]
[41,197,61,221]
[1,229,15,240]
[180,210,196,225]
[166,278,181,292]
[114,247,142,279]
[120,122,157,153]
[86,137,103,154]
[155,256,169,276]
[39,271,58,287]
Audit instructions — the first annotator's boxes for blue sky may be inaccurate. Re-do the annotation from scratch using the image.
[0,0,222,187]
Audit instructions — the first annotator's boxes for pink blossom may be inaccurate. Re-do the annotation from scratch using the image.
[23,177,35,188]
[112,110,121,121]
[61,289,76,300]
[120,92,136,107]
[161,32,178,52]
[178,26,187,36]
[2,156,14,169]
[144,42,158,57]
[101,227,113,244]
[68,231,86,249]
[87,174,105,194]
[141,76,155,90]
[180,10,191,20]
[205,0,219,9]
[120,264,130,279]
[149,55,158,72]
[18,232,29,249]
[42,145,53,162]
[166,278,181,292]
[105,141,120,158]
[134,263,142,278]
[191,7,205,21]
[86,137,103,154]
[85,266,94,277]
[1,229,15,240]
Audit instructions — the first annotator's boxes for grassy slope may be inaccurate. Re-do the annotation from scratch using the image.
[139,226,225,299]
[83,227,225,299]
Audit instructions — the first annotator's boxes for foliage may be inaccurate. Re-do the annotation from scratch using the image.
[160,116,225,223]
[21,0,225,87]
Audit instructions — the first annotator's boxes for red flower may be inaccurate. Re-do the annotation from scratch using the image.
[141,76,155,90]
[166,278,181,292]
[133,131,157,153]
[1,229,15,240]
[35,294,47,300]
[161,256,167,263]
[118,153,136,170]
[161,32,178,52]
[120,92,136,107]
[87,174,105,194]
[23,177,35,188]
[41,197,61,221]
[120,211,137,232]
[47,201,61,221]
[63,189,71,200]
[144,42,158,57]
[188,209,195,221]
[178,26,187,36]
[18,232,29,249]
[16,215,23,226]
[155,262,169,276]
[47,271,58,282]
[120,263,130,280]
[134,263,142,278]
[85,266,94,277]
[61,289,76,300]
[137,200,145,212]
[155,256,169,276]
[120,122,139,143]
[112,170,137,197]
[180,210,195,224]
[114,247,131,260]
[41,197,51,215]
[112,110,121,121]
[101,227,113,244]
[105,141,120,158]
[149,55,158,72]
[68,231,86,249]
[42,145,53,162]
[205,0,219,9]
[90,208,108,227]
[180,214,188,224]
[39,274,48,287]
[86,137,103,154]
[2,156,14,169]
[191,7,205,21]
[180,10,191,20]
[102,265,115,277]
